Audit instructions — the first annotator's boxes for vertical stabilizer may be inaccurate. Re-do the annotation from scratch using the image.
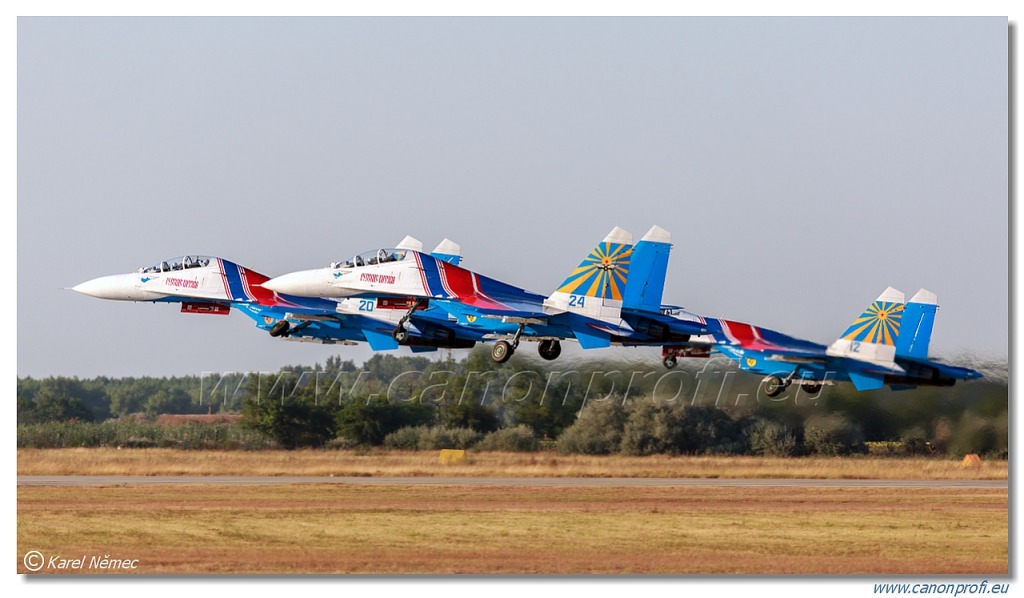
[622,225,671,312]
[826,287,905,365]
[430,238,462,265]
[895,289,938,359]
[543,226,633,322]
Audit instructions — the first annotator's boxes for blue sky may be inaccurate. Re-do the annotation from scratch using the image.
[16,16,1008,377]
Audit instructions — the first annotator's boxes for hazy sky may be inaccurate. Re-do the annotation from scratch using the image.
[17,16,1008,378]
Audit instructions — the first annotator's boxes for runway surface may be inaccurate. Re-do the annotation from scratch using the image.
[17,475,1008,489]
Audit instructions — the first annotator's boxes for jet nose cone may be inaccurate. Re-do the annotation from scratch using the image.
[72,275,127,300]
[263,270,333,297]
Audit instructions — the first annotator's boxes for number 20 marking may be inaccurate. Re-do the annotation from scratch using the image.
[358,299,375,312]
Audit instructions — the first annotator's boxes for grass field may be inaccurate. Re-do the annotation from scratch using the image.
[16,448,1009,480]
[17,483,1007,574]
[17,450,1008,574]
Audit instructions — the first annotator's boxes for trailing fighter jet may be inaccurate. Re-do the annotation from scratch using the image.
[644,286,983,394]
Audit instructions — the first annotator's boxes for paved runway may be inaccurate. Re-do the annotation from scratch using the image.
[17,475,1008,489]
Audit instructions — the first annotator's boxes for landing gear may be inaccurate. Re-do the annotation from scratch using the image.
[491,340,514,364]
[490,323,526,364]
[390,299,426,345]
[269,321,291,337]
[663,355,678,369]
[763,375,786,397]
[538,339,561,361]
[763,374,822,397]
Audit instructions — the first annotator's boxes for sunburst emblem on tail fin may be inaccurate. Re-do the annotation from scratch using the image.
[555,242,633,301]
[840,300,905,346]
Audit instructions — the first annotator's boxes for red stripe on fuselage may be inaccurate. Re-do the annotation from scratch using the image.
[239,267,279,307]
[216,259,232,299]
[438,263,509,310]
[721,320,762,348]
[438,263,475,298]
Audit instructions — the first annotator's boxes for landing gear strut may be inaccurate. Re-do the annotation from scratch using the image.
[391,299,426,344]
[491,323,526,364]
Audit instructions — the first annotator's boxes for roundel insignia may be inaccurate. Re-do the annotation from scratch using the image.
[745,357,757,368]
[263,316,275,325]
[466,315,477,323]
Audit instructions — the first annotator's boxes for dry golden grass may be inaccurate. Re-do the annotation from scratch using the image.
[17,448,1008,480]
[18,484,1007,574]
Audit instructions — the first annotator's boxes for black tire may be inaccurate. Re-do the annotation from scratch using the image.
[538,340,561,361]
[803,382,822,394]
[491,340,514,364]
[269,321,290,338]
[663,356,678,369]
[764,376,785,398]
[392,328,409,343]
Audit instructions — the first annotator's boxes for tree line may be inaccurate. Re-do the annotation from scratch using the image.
[17,349,1008,457]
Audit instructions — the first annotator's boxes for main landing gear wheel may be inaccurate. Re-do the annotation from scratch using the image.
[763,376,786,398]
[269,321,291,338]
[663,356,678,369]
[803,382,822,394]
[538,340,561,361]
[491,340,514,364]
[392,328,409,344]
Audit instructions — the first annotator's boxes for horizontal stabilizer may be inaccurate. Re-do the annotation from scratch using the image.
[572,325,612,350]
[848,371,885,391]
[363,328,400,351]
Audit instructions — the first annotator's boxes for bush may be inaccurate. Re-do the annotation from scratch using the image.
[948,412,999,458]
[476,425,540,452]
[16,420,277,450]
[804,414,867,456]
[744,417,799,457]
[619,401,680,456]
[556,400,627,455]
[335,398,435,446]
[382,426,481,451]
[677,405,747,455]
[382,426,422,450]
[618,402,747,456]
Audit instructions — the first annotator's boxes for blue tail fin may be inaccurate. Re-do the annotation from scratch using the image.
[895,289,937,359]
[622,225,671,312]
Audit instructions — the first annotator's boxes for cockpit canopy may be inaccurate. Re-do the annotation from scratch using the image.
[330,248,411,269]
[139,255,214,273]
